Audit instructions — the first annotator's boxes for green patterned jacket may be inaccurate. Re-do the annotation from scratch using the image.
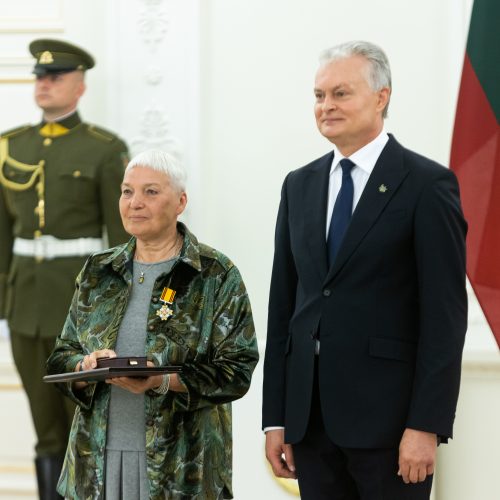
[46,224,259,499]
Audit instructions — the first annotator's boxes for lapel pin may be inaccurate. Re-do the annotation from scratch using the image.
[378,184,388,193]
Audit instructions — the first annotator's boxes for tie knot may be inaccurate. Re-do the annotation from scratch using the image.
[339,158,355,175]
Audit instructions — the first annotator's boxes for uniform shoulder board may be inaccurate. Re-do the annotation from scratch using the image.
[0,124,32,139]
[86,124,118,143]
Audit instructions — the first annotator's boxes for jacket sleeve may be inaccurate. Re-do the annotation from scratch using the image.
[46,269,97,409]
[99,138,130,247]
[171,266,259,412]
[0,183,14,318]
[262,173,298,428]
[406,168,468,440]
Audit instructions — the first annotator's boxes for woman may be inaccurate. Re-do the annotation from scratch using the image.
[46,150,259,499]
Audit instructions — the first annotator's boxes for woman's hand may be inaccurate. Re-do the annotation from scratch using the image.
[73,349,117,390]
[106,361,160,394]
[106,361,188,394]
[79,349,117,371]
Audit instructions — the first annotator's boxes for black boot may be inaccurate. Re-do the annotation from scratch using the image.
[34,456,64,500]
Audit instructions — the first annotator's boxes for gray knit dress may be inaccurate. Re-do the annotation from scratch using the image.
[104,258,176,500]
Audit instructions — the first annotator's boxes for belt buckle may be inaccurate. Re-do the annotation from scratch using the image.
[34,235,47,262]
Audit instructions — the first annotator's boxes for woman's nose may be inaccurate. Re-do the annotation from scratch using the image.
[129,194,144,208]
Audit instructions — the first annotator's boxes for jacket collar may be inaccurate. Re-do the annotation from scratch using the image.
[39,111,82,129]
[100,222,203,275]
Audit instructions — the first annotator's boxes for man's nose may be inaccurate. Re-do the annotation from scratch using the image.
[36,76,52,89]
[322,95,337,111]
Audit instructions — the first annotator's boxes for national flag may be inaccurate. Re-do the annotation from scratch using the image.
[450,0,500,347]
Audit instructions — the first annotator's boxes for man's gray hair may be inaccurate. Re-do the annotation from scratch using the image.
[125,149,187,192]
[319,41,391,118]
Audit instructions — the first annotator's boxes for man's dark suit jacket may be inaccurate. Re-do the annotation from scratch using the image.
[262,135,467,448]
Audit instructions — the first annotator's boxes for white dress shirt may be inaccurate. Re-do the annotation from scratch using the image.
[326,130,389,237]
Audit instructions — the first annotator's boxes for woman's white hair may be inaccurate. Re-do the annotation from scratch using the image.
[319,40,392,118]
[125,150,187,192]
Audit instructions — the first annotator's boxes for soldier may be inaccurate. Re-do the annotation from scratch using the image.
[0,39,129,499]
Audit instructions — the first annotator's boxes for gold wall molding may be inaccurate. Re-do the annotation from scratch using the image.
[0,79,34,84]
[0,464,33,474]
[0,383,22,390]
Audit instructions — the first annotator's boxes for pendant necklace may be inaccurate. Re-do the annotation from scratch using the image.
[137,263,156,284]
[135,233,182,284]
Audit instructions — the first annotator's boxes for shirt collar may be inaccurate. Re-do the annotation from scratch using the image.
[330,129,389,176]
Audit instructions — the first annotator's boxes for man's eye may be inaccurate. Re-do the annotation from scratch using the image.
[146,189,158,195]
[121,189,132,195]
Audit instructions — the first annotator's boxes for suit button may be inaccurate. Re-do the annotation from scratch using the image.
[152,297,159,303]
[148,325,154,331]
[323,289,331,297]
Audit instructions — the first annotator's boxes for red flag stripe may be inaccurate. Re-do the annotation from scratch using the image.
[451,55,500,347]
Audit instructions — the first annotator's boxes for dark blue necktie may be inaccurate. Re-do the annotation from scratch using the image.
[327,158,355,265]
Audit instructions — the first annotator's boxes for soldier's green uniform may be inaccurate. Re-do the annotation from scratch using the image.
[0,39,129,499]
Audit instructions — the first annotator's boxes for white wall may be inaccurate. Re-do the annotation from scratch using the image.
[1,0,499,498]
[198,0,495,352]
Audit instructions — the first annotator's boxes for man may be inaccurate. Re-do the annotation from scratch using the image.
[0,39,129,499]
[262,41,467,499]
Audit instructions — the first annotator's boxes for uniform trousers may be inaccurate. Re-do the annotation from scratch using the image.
[292,364,433,500]
[10,332,75,456]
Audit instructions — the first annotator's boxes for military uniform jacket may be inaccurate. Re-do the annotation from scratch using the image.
[46,225,259,499]
[0,112,129,337]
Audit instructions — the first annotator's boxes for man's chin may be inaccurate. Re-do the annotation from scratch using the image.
[320,128,342,142]
[36,102,54,113]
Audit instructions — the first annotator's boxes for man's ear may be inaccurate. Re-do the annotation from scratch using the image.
[377,87,390,113]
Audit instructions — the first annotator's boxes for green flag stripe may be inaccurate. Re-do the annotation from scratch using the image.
[466,0,500,122]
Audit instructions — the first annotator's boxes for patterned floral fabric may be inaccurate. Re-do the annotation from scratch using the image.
[47,223,259,499]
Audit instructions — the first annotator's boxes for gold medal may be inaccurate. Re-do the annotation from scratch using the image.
[156,287,176,321]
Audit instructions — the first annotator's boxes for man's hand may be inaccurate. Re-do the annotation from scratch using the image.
[265,429,296,479]
[398,428,437,484]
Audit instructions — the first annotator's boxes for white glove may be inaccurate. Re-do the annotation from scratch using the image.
[0,319,10,339]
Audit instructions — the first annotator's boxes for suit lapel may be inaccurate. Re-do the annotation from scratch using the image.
[324,136,409,284]
[304,152,333,281]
